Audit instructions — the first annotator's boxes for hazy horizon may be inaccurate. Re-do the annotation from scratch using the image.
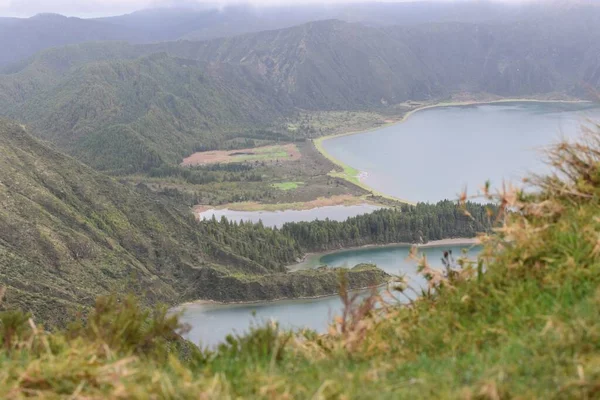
[0,0,554,18]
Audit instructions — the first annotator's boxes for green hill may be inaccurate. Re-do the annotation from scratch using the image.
[0,119,390,325]
[1,51,293,173]
[158,20,437,109]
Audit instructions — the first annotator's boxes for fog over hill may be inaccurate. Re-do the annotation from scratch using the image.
[1,1,597,69]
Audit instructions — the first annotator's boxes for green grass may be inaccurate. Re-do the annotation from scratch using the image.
[271,181,304,190]
[3,128,600,398]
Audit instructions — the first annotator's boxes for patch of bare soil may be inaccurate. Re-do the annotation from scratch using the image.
[181,144,301,166]
[195,194,374,213]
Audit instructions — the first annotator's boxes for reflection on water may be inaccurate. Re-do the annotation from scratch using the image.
[197,204,382,228]
[180,243,480,348]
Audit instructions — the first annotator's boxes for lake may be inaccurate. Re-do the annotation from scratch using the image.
[197,203,382,228]
[322,102,600,203]
[181,101,594,348]
[180,243,480,348]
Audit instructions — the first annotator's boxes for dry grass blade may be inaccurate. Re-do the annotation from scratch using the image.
[531,127,600,203]
[328,271,382,353]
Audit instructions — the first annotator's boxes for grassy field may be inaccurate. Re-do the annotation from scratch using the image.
[132,140,375,210]
[236,145,294,162]
[182,144,301,166]
[272,181,304,191]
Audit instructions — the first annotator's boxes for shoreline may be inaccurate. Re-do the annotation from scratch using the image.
[169,238,480,312]
[174,237,479,310]
[288,237,480,270]
[173,282,390,311]
[314,97,592,203]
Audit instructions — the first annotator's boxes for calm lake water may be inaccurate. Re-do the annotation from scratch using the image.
[180,243,480,348]
[322,102,600,202]
[197,204,381,228]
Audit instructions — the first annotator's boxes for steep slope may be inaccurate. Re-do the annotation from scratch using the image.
[1,52,293,172]
[0,118,230,324]
[163,20,438,109]
[0,120,388,325]
[171,18,600,107]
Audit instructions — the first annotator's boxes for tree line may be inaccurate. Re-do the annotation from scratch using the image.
[198,200,494,268]
[148,163,263,185]
[280,200,492,251]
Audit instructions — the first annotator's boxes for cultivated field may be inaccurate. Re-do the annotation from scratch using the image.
[181,144,301,166]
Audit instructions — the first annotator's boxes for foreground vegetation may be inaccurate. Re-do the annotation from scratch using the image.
[2,125,600,398]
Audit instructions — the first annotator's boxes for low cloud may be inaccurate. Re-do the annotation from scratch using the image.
[0,0,546,18]
[2,0,152,17]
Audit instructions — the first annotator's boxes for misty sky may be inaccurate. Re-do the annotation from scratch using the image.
[0,0,538,18]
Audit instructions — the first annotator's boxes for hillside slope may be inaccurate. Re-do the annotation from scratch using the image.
[0,118,239,324]
[0,51,293,172]
[170,18,600,108]
[0,120,389,325]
